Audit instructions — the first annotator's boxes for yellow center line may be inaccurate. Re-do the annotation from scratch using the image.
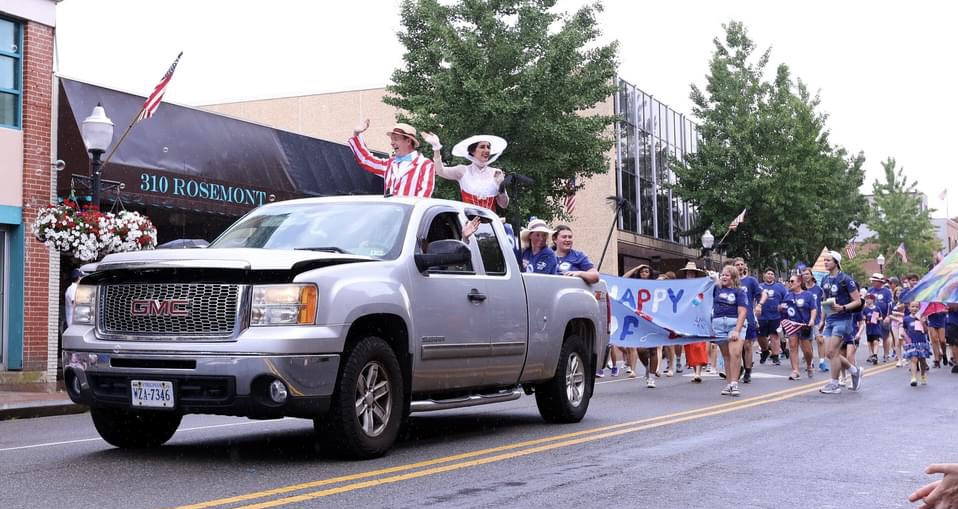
[173,363,896,509]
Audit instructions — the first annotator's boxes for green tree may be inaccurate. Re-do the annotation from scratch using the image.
[866,157,939,276]
[386,0,618,223]
[671,21,865,270]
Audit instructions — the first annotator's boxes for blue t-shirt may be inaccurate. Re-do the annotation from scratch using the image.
[866,286,894,317]
[903,314,928,344]
[806,284,824,325]
[556,249,594,273]
[521,247,557,274]
[864,304,883,337]
[821,272,859,323]
[782,290,814,325]
[740,275,762,325]
[759,282,788,320]
[714,286,748,319]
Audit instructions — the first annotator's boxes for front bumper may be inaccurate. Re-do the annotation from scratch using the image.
[63,350,340,419]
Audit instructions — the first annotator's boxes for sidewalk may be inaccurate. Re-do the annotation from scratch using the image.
[0,382,88,421]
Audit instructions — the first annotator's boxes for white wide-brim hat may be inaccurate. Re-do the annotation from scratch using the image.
[677,261,706,278]
[452,135,507,166]
[520,218,552,247]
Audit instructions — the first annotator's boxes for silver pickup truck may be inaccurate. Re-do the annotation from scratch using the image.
[62,196,609,458]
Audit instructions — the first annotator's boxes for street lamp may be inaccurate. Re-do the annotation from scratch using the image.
[877,253,885,275]
[701,229,715,270]
[80,103,114,209]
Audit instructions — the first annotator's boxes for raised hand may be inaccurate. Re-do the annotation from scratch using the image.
[353,119,370,136]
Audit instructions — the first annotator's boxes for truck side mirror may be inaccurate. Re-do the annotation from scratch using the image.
[415,240,472,272]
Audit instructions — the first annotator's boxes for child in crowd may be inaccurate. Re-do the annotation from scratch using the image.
[903,301,932,386]
[863,294,883,365]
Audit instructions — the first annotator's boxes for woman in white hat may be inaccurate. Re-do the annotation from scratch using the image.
[422,132,509,210]
[519,218,557,274]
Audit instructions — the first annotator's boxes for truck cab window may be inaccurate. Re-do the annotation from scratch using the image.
[475,221,507,276]
[420,211,473,273]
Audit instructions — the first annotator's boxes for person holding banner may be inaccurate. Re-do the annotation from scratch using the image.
[714,264,748,396]
[623,264,659,387]
[678,262,710,382]
[781,275,817,380]
[819,251,864,394]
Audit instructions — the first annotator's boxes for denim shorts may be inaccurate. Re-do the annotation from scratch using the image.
[823,317,854,339]
[713,316,747,341]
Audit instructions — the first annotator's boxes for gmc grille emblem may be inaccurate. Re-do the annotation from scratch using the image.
[130,299,191,317]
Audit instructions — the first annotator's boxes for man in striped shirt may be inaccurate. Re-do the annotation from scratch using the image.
[348,119,436,198]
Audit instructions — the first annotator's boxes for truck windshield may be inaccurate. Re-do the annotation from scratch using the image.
[209,202,412,260]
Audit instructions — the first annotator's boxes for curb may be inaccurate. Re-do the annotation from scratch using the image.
[0,400,89,421]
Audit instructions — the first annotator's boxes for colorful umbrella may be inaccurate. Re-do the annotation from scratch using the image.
[901,247,958,303]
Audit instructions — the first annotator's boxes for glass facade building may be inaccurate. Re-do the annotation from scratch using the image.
[615,78,698,247]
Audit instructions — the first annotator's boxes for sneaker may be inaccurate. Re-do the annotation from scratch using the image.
[807,367,814,378]
[719,371,727,379]
[895,360,903,368]
[838,374,847,388]
[920,373,928,385]
[771,355,781,366]
[677,364,684,373]
[850,366,863,391]
[952,365,958,374]
[730,383,741,397]
[625,366,635,376]
[646,376,656,388]
[610,367,620,377]
[910,376,918,387]
[760,350,770,364]
[934,360,941,369]
[743,368,752,384]
[820,381,842,394]
[692,376,702,383]
[721,384,733,396]
[819,359,829,372]
[882,355,889,363]
[665,369,674,377]
[595,369,605,378]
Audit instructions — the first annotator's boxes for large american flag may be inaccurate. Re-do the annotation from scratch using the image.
[137,52,183,122]
[846,244,857,260]
[728,208,747,230]
[563,177,577,215]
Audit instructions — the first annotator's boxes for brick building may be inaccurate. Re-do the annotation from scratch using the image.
[0,0,58,382]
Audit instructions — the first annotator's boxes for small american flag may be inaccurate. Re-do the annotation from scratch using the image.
[940,188,948,201]
[137,52,183,122]
[782,319,806,338]
[896,242,909,264]
[728,208,747,230]
[563,177,577,215]
[846,244,857,260]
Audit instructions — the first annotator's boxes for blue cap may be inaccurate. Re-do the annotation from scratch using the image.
[70,269,84,279]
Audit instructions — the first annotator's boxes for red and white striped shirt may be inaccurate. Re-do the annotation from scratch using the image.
[347,135,436,198]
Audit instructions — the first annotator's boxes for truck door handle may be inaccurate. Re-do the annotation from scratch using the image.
[467,289,487,302]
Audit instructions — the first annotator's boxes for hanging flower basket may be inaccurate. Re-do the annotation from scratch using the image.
[32,200,158,262]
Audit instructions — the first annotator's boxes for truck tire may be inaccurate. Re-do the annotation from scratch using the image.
[535,334,592,423]
[316,336,404,459]
[90,407,182,448]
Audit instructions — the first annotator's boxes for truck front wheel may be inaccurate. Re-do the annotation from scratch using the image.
[535,334,592,423]
[316,336,404,459]
[90,407,182,448]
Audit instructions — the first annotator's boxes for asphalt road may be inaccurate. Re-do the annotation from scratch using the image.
[2,359,955,509]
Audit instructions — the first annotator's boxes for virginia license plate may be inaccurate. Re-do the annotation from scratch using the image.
[130,380,174,408]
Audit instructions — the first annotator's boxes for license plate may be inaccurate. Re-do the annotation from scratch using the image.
[130,380,174,409]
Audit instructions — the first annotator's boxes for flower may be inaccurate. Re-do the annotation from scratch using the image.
[32,203,157,261]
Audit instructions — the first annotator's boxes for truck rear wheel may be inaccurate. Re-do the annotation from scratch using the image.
[90,407,182,448]
[535,334,592,423]
[315,336,404,459]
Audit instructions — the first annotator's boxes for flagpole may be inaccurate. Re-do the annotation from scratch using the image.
[97,102,148,173]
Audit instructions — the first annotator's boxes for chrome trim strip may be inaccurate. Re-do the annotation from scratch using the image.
[421,342,490,360]
[409,388,522,413]
[490,341,526,357]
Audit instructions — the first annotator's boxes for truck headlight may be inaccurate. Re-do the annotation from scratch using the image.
[73,284,97,325]
[250,284,318,326]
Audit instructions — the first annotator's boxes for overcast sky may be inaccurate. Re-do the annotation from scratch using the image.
[55,0,956,219]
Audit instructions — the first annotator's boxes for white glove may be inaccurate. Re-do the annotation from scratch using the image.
[422,131,442,151]
[353,119,370,136]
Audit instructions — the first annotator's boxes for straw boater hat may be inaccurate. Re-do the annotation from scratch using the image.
[386,123,420,149]
[452,135,507,166]
[870,273,886,282]
[519,218,552,248]
[622,264,652,279]
[677,261,707,278]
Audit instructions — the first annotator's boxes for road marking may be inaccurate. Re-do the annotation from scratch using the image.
[174,363,896,509]
[0,419,294,453]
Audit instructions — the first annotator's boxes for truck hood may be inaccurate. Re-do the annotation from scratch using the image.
[95,248,376,272]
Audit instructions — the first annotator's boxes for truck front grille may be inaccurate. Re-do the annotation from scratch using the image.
[98,284,244,339]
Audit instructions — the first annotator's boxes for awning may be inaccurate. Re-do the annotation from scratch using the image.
[57,78,381,215]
